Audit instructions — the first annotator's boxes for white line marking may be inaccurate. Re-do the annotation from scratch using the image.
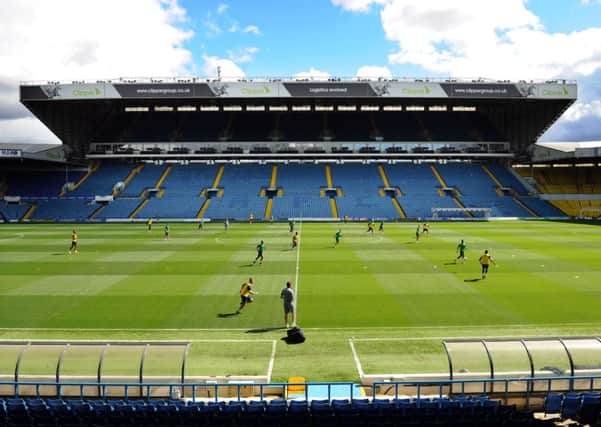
[348,338,365,379]
[294,219,302,321]
[267,340,277,382]
[351,333,577,342]
[0,338,275,343]
[0,322,600,333]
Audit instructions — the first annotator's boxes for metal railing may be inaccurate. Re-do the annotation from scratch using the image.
[3,374,601,404]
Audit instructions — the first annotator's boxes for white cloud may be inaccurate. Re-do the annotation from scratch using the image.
[242,25,261,35]
[379,0,601,81]
[202,55,246,81]
[217,3,229,14]
[562,100,601,122]
[0,117,61,145]
[227,47,259,64]
[294,68,331,80]
[203,12,222,37]
[0,0,193,145]
[228,22,240,32]
[331,0,388,12]
[356,65,392,79]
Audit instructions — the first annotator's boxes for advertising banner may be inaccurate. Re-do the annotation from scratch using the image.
[112,83,214,98]
[0,148,22,158]
[527,83,577,99]
[283,82,376,97]
[206,81,288,97]
[370,81,448,98]
[440,83,523,98]
[21,81,577,100]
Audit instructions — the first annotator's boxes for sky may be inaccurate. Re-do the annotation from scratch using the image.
[0,0,600,145]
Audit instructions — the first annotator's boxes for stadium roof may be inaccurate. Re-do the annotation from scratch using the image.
[20,78,577,161]
[531,141,601,163]
[0,143,65,163]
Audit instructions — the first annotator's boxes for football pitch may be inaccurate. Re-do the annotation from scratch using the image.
[1,220,600,382]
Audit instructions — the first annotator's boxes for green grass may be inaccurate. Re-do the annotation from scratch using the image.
[0,220,600,381]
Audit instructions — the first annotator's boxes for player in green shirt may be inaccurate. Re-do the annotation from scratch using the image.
[289,221,294,233]
[334,230,342,247]
[252,240,265,265]
[164,224,170,240]
[456,239,467,264]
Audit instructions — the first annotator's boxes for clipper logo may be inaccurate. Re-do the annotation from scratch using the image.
[542,86,570,97]
[72,88,102,97]
[401,85,431,95]
[241,86,271,95]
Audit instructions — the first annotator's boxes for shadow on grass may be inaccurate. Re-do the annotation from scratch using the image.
[52,253,66,256]
[217,312,239,318]
[464,278,481,283]
[245,327,286,334]
[405,241,417,244]
[443,262,457,266]
[281,336,304,345]
[239,263,254,268]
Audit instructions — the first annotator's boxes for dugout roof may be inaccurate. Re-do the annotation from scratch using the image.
[20,78,577,160]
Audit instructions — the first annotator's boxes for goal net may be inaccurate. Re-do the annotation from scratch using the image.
[578,208,601,219]
[431,207,492,220]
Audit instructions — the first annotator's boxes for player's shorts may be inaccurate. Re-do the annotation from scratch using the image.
[459,251,465,257]
[71,242,77,248]
[241,295,253,304]
[284,303,295,314]
[481,264,489,273]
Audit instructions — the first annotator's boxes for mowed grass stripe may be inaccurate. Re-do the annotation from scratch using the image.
[0,221,600,332]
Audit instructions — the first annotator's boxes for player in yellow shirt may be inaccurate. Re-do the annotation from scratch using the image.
[236,277,257,314]
[68,230,78,254]
[249,213,254,224]
[147,218,153,232]
[291,231,299,249]
[479,250,496,279]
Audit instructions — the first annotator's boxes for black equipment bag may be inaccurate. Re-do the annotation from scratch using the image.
[286,327,306,344]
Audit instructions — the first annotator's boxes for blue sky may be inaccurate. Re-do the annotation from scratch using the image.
[0,0,600,143]
[180,0,601,80]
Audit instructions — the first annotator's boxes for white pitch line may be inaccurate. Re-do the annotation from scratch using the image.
[351,333,576,342]
[1,322,601,333]
[267,340,277,382]
[293,219,302,321]
[348,338,365,379]
[0,338,276,343]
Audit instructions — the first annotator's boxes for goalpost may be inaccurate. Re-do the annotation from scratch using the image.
[578,207,601,219]
[431,207,492,220]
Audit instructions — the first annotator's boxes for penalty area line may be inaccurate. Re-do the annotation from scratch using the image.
[293,219,302,322]
[348,338,365,380]
[0,338,276,343]
[267,340,277,382]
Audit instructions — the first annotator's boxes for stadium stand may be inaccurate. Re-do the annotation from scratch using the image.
[0,202,33,222]
[137,163,218,219]
[31,198,97,221]
[271,164,331,219]
[119,164,167,197]
[437,163,534,217]
[204,164,271,219]
[4,170,85,197]
[518,166,601,216]
[67,163,133,197]
[0,395,562,427]
[1,162,565,221]
[332,164,397,219]
[385,163,458,218]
